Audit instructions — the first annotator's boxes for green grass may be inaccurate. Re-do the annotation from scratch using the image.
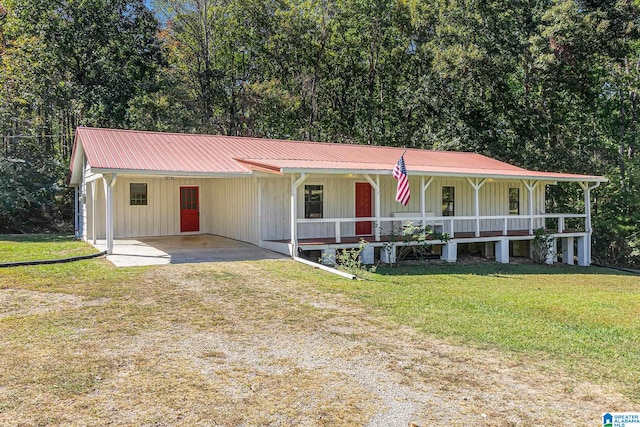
[0,234,100,263]
[1,234,639,406]
[307,262,640,400]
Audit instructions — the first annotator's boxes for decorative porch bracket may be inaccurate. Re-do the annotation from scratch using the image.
[103,173,117,255]
[522,180,540,234]
[362,174,381,241]
[578,181,601,265]
[290,173,308,256]
[420,176,434,228]
[466,177,487,237]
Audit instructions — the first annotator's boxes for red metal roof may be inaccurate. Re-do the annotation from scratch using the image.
[68,127,606,184]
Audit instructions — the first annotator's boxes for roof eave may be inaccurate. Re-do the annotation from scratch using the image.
[67,132,84,187]
[279,167,608,183]
[89,168,254,178]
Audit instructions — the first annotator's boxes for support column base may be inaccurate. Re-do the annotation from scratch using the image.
[441,242,457,263]
[360,245,374,265]
[562,237,574,265]
[495,239,509,264]
[577,236,590,266]
[381,244,396,264]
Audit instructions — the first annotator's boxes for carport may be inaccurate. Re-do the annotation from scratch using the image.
[93,234,285,267]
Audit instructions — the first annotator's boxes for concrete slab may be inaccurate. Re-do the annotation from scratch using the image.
[93,234,286,267]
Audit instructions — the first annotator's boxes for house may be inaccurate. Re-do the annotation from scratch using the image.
[67,127,607,266]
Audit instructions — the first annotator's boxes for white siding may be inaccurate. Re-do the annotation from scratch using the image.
[207,177,259,245]
[296,177,359,239]
[81,171,553,243]
[260,177,291,241]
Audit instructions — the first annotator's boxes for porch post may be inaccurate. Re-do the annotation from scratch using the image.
[74,187,79,239]
[579,181,601,265]
[102,173,117,255]
[90,180,96,244]
[466,178,486,237]
[290,173,307,256]
[375,175,380,240]
[522,180,539,234]
[421,176,434,227]
[257,178,262,246]
[363,174,381,241]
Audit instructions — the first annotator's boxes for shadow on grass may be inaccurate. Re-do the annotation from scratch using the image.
[376,261,636,277]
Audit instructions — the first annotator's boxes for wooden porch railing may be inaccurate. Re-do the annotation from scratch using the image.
[296,213,587,243]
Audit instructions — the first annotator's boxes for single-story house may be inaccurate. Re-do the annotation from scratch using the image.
[67,127,607,266]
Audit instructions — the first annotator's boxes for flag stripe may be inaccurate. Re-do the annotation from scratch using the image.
[393,155,410,206]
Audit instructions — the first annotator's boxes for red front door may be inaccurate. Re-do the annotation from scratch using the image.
[180,187,199,232]
[355,182,372,235]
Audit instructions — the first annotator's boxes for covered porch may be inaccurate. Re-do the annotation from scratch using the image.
[278,172,601,266]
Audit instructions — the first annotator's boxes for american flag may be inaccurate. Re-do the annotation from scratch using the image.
[393,154,410,206]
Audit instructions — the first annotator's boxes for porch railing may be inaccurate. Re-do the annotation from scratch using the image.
[296,213,587,244]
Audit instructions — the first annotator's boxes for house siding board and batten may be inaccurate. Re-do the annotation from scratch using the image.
[69,127,606,265]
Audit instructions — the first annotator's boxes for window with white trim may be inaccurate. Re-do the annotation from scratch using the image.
[304,185,323,218]
[442,186,455,216]
[130,183,148,206]
[509,188,520,215]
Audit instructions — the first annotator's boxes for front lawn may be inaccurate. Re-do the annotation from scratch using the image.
[0,235,638,425]
[0,234,99,263]
[310,262,640,400]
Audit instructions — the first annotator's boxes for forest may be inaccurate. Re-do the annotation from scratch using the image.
[0,0,638,266]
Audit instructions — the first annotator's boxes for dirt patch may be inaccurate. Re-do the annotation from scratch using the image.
[0,288,110,319]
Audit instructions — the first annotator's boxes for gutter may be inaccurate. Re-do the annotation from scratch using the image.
[0,251,107,268]
[293,256,357,280]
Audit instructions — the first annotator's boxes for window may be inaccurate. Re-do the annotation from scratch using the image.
[442,186,455,216]
[304,185,323,218]
[509,188,520,215]
[130,183,147,206]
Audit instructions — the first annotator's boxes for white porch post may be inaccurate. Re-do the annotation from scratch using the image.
[523,180,539,234]
[579,181,601,265]
[257,178,262,246]
[466,178,486,237]
[290,173,307,256]
[102,173,117,255]
[74,187,79,238]
[363,174,381,241]
[90,180,96,245]
[420,176,434,227]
